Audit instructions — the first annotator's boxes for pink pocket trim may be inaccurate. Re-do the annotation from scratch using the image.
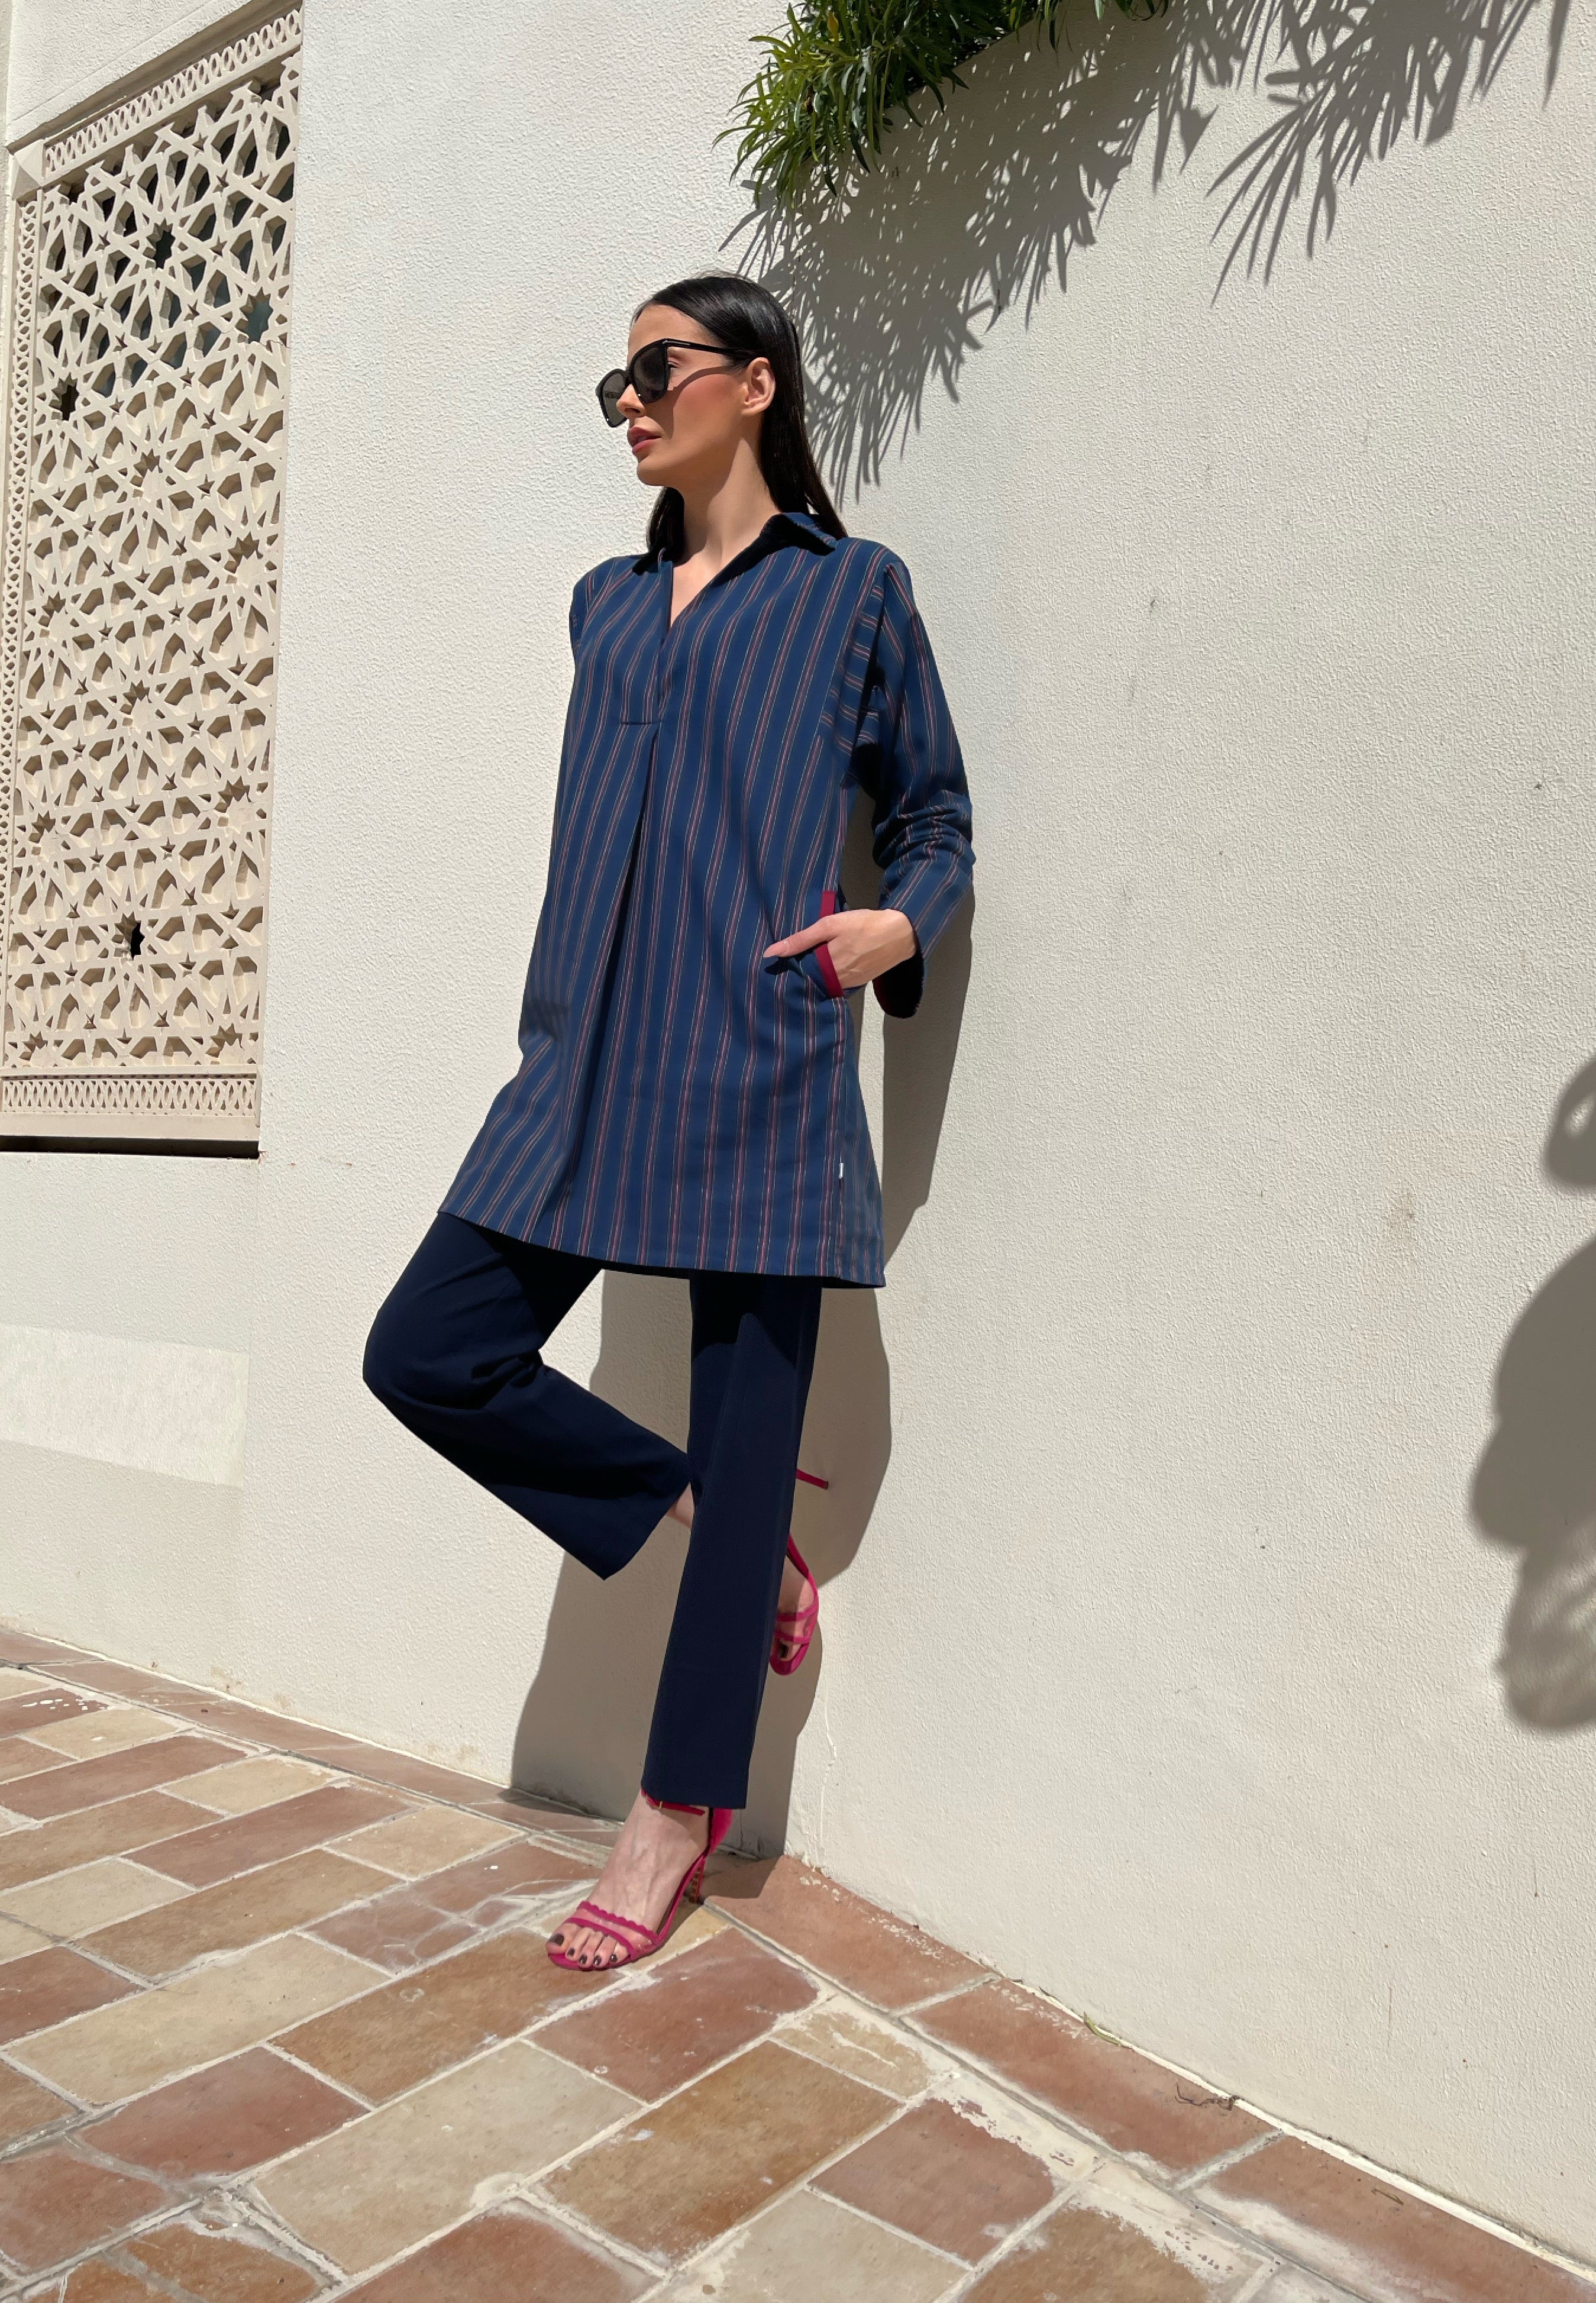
[816,888,845,998]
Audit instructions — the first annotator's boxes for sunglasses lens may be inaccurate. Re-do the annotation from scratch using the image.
[633,344,671,402]
[596,370,628,426]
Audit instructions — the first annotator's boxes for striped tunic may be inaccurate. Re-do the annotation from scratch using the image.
[440,508,974,1287]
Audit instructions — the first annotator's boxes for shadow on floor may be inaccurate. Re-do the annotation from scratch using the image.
[1471,1055,1596,1729]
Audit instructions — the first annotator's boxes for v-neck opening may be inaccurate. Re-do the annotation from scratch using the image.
[663,516,788,633]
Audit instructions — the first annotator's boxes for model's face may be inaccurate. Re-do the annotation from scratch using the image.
[618,303,775,491]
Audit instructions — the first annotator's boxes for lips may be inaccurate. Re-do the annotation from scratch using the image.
[628,431,658,455]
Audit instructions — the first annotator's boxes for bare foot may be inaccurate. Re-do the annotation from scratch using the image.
[547,1790,710,1971]
[669,1485,815,1667]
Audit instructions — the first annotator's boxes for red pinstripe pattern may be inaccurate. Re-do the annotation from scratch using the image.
[440,511,974,1287]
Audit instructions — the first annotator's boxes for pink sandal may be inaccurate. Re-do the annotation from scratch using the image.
[771,1533,819,1675]
[546,1795,732,1972]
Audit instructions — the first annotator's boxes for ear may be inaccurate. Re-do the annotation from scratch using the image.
[742,355,777,417]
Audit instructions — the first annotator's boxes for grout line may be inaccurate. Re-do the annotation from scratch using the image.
[934,2149,1108,2302]
[4,2191,228,2297]
[795,2181,974,2268]
[251,2036,378,2114]
[222,2189,349,2287]
[897,1972,990,2016]
[1174,2130,1281,2191]
[518,2189,673,2282]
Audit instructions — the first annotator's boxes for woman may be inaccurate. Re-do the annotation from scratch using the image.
[363,272,974,1973]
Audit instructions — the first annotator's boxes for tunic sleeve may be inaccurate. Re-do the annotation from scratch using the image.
[568,569,595,658]
[851,555,975,1019]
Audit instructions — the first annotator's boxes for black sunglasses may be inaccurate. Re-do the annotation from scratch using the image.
[596,336,756,427]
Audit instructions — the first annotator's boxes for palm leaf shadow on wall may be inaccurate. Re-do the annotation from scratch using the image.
[719,0,1572,489]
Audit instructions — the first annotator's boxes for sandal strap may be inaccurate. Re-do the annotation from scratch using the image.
[563,1898,658,1955]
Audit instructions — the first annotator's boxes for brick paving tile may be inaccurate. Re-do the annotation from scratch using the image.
[0,1915,53,1962]
[302,1885,476,1975]
[0,2142,170,2273]
[0,1688,104,1737]
[85,1850,393,1980]
[0,1945,136,2043]
[537,1924,816,2099]
[29,1711,188,1763]
[471,1790,621,1843]
[274,1927,607,2101]
[11,1934,381,2105]
[295,1836,593,1971]
[31,1659,183,1706]
[339,2202,650,2301]
[60,2260,164,2299]
[0,1792,209,1894]
[373,1834,590,1917]
[119,2215,327,2300]
[133,1785,411,1891]
[0,1736,69,1785]
[266,1730,396,1770]
[255,2039,632,2273]
[0,1631,98,1671]
[815,2094,1055,2263]
[1198,2137,1596,2303]
[544,2037,894,2265]
[655,2187,960,2303]
[1,1738,240,1823]
[962,2197,1214,2301]
[88,2046,363,2181]
[0,2057,70,2145]
[779,1998,942,2098]
[0,1668,54,1695]
[159,1757,334,1819]
[329,1805,515,1878]
[143,1691,340,1748]
[916,1977,1271,2173]
[280,1746,502,1808]
[704,1856,987,2010]
[0,1857,189,1939]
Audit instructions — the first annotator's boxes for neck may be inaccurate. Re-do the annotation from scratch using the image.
[676,444,780,570]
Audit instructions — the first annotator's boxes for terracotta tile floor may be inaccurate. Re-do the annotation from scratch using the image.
[0,1630,1587,2303]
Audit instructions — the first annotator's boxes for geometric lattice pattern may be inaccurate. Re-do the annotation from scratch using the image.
[0,17,299,1139]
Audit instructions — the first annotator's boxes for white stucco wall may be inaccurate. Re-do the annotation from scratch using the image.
[4,0,1595,2263]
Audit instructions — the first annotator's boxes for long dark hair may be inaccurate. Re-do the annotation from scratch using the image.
[634,272,846,567]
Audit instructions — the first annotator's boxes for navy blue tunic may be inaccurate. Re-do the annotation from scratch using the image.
[440,508,974,1286]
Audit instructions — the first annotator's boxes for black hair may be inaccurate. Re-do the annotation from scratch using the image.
[631,272,846,567]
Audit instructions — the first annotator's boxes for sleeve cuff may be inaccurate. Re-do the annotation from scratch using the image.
[871,925,925,1019]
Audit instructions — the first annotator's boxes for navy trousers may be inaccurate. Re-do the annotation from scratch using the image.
[361,1213,822,1808]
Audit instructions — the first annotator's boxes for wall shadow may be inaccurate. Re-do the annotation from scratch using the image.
[509,807,974,1849]
[720,0,1570,494]
[1471,1058,1596,1730]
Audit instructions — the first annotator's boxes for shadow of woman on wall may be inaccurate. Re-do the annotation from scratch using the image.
[509,807,974,1849]
[1471,1057,1596,1730]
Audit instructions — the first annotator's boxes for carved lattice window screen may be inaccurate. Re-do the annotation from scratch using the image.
[0,8,301,1144]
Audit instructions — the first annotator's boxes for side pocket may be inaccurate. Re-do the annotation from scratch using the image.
[799,887,847,998]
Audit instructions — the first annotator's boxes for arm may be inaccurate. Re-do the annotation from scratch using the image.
[847,554,975,1017]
